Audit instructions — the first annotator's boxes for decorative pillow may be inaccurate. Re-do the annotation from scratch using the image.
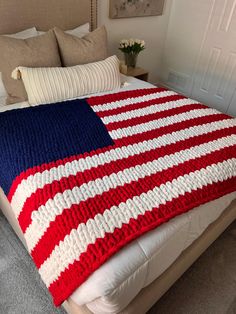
[0,30,61,104]
[12,55,121,105]
[0,27,38,101]
[54,26,108,66]
[37,23,90,37]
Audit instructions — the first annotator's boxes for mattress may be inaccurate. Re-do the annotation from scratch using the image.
[0,75,235,314]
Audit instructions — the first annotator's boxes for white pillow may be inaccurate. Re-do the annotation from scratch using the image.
[37,23,90,37]
[4,27,38,39]
[12,55,121,106]
[0,27,38,100]
[0,73,7,99]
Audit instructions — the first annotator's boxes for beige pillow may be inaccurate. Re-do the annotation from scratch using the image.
[54,26,108,66]
[12,55,121,105]
[0,27,39,101]
[0,30,61,104]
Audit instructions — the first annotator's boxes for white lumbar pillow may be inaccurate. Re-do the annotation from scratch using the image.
[12,55,121,106]
[0,27,38,101]
[37,23,90,37]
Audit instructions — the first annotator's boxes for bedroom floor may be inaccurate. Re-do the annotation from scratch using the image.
[0,212,235,314]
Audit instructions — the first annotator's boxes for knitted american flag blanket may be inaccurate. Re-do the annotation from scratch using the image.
[0,87,236,306]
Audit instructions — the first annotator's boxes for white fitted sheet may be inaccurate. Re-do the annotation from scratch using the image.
[0,75,235,314]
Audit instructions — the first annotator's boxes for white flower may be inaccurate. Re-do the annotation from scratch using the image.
[120,39,129,47]
[129,39,135,46]
[119,38,145,53]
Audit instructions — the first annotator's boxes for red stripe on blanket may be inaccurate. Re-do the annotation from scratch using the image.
[87,88,167,106]
[97,94,185,118]
[106,103,206,131]
[115,114,230,147]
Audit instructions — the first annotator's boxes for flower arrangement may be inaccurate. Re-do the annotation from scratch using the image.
[119,38,145,54]
[119,38,145,68]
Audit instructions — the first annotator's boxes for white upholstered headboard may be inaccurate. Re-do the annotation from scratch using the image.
[0,0,98,34]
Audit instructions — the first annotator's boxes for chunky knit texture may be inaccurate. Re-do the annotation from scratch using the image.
[1,87,236,306]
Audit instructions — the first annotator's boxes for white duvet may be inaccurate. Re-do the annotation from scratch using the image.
[0,75,235,314]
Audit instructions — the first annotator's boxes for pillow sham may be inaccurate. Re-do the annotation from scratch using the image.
[37,23,90,37]
[0,27,38,101]
[0,30,61,104]
[12,55,121,105]
[54,26,108,66]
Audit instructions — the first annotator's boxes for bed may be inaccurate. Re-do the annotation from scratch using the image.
[0,1,235,314]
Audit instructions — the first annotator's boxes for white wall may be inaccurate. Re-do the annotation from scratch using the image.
[97,0,173,84]
[159,0,236,115]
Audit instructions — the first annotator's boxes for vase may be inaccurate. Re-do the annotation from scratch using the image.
[124,53,138,68]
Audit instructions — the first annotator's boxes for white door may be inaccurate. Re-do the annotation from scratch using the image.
[191,0,236,115]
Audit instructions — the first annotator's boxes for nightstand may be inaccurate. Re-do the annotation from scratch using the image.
[125,67,149,82]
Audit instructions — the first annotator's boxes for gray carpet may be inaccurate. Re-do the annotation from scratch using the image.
[0,210,235,314]
[149,220,236,314]
[0,212,66,314]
